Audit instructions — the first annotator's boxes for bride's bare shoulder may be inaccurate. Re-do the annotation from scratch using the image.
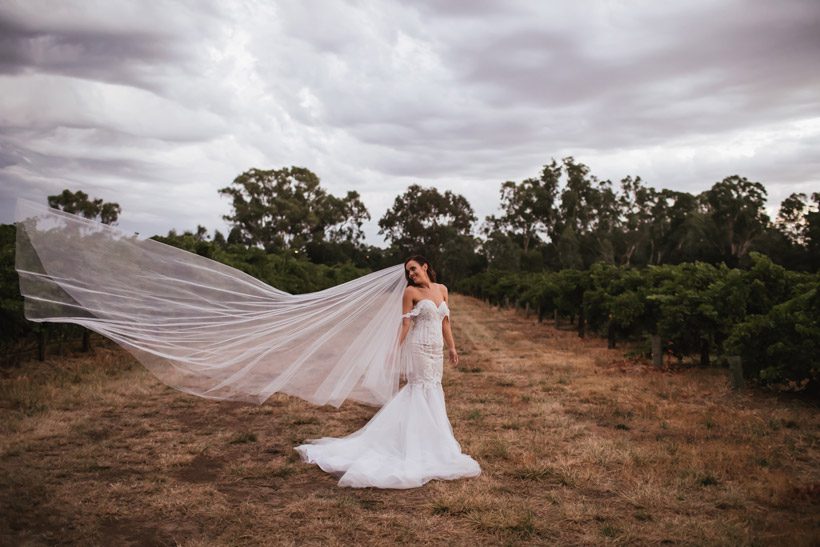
[403,285,420,301]
[436,283,449,300]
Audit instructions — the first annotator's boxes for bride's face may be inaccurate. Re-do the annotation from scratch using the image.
[405,260,428,284]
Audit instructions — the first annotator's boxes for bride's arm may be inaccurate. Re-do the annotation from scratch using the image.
[398,287,413,345]
[441,285,459,365]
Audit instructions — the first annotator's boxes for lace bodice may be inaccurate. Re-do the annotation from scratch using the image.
[402,299,449,340]
[401,299,449,385]
[297,294,480,488]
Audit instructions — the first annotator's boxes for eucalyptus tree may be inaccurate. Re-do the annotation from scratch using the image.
[616,175,654,266]
[218,167,370,254]
[555,157,621,267]
[776,192,810,245]
[378,184,478,281]
[484,159,562,254]
[645,189,700,265]
[701,175,769,265]
[48,189,121,225]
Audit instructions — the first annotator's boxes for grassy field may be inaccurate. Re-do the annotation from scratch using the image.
[1,294,818,546]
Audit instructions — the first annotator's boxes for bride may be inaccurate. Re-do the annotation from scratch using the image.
[13,199,479,490]
[295,255,481,488]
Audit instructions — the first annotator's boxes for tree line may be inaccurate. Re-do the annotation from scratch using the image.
[2,161,818,391]
[164,159,820,281]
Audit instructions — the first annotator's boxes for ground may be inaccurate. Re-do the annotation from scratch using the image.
[1,294,818,546]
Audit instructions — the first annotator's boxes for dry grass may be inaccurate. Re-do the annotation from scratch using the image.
[1,294,818,546]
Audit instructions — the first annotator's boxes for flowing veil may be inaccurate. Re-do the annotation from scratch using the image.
[14,198,407,407]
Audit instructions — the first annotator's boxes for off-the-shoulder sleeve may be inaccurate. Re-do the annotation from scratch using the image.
[402,308,420,319]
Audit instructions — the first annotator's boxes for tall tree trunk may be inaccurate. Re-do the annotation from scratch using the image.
[624,244,635,267]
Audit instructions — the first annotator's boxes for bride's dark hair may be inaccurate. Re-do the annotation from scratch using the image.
[404,255,436,286]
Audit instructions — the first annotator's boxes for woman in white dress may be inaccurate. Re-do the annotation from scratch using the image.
[14,199,479,489]
[295,255,482,488]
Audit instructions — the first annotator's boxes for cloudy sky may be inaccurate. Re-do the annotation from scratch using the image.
[1,0,819,245]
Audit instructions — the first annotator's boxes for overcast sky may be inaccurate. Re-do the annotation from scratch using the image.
[1,0,819,245]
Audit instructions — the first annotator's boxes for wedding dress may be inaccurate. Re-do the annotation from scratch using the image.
[13,198,480,489]
[295,298,481,488]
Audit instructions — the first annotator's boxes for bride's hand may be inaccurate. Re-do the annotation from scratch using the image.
[448,347,459,366]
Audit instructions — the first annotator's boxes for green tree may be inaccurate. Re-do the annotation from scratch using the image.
[480,229,521,271]
[615,176,653,266]
[484,159,561,253]
[556,225,583,270]
[558,156,597,236]
[776,192,810,245]
[702,175,769,265]
[555,157,620,267]
[47,189,121,225]
[378,184,477,281]
[804,193,820,271]
[645,190,701,265]
[218,167,370,253]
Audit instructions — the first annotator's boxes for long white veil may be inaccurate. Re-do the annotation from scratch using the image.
[14,198,407,407]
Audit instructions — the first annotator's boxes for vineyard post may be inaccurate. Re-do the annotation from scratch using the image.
[700,339,710,367]
[524,301,530,318]
[82,329,91,352]
[577,305,585,338]
[727,356,744,389]
[553,309,559,328]
[651,335,662,367]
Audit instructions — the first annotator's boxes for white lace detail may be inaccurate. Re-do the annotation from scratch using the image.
[401,299,449,386]
[401,298,449,319]
[295,295,481,488]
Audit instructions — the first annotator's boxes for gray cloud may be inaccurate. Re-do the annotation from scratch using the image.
[1,0,818,246]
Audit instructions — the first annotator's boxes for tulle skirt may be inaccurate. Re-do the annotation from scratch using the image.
[295,382,481,489]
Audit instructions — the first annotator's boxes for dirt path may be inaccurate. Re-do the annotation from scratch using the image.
[1,294,818,545]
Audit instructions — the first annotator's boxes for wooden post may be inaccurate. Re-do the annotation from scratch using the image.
[524,302,530,318]
[577,307,585,338]
[82,329,91,352]
[651,335,662,367]
[554,309,559,329]
[700,339,710,367]
[607,321,616,349]
[728,356,744,389]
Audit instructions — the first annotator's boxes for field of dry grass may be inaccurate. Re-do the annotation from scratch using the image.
[1,293,818,546]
